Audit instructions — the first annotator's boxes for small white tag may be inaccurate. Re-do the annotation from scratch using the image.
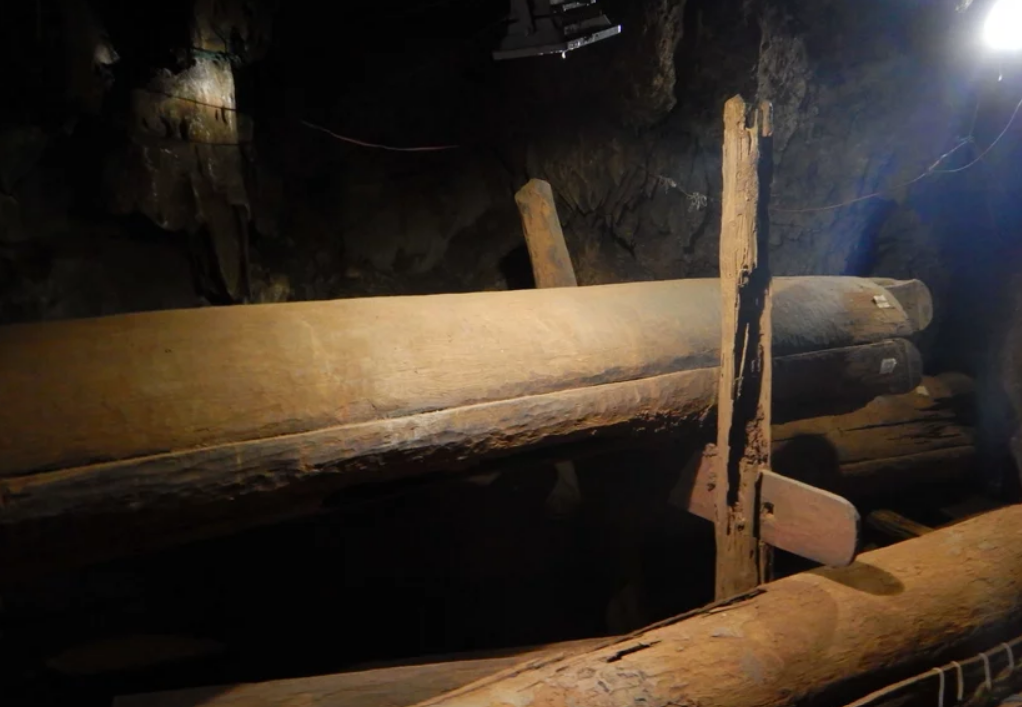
[873,295,893,309]
[881,358,898,375]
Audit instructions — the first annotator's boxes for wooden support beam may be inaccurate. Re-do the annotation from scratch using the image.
[0,278,923,507]
[515,179,578,288]
[406,505,1022,707]
[516,177,583,519]
[714,96,774,597]
[685,453,858,566]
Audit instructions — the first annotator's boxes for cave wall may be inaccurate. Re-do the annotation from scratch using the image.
[3,0,1021,481]
[0,0,983,311]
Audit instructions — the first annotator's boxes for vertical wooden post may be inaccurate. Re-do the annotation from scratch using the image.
[714,96,774,599]
[514,179,578,289]
[515,177,584,520]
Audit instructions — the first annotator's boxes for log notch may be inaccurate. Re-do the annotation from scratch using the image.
[114,639,608,707]
[714,96,774,596]
[411,504,1022,707]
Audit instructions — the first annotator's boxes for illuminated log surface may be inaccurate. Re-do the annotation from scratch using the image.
[114,639,609,707]
[115,506,1020,707]
[405,505,1022,707]
[770,373,976,496]
[0,277,927,528]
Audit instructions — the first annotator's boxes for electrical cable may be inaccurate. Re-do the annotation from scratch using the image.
[300,120,460,152]
[933,92,1022,174]
[771,91,1022,214]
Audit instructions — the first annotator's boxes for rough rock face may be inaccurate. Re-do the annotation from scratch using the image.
[0,0,1004,331]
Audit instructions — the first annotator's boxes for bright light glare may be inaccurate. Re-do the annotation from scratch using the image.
[985,0,1022,51]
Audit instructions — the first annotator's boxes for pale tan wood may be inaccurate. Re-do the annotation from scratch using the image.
[413,505,1022,707]
[773,373,975,496]
[714,95,774,597]
[0,339,924,580]
[684,450,859,566]
[515,179,578,288]
[0,276,923,482]
[114,639,605,707]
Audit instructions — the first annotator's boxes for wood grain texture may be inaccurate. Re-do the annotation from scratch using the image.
[413,505,1022,707]
[685,452,859,566]
[114,640,605,707]
[773,373,975,496]
[515,179,577,288]
[0,339,923,527]
[0,276,922,481]
[714,96,774,597]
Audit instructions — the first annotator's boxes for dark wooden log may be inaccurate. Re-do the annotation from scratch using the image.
[772,373,975,496]
[714,95,774,596]
[406,505,1022,707]
[0,339,922,528]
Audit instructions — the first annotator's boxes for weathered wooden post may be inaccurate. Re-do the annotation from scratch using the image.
[515,179,579,289]
[713,95,775,598]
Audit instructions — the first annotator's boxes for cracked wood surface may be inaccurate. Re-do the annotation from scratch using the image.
[412,505,1022,707]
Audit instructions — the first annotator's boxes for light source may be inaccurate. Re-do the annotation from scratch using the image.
[984,0,1022,51]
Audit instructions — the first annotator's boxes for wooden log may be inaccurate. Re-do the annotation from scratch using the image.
[0,276,923,483]
[114,639,607,707]
[516,177,583,520]
[515,179,578,288]
[0,339,923,528]
[409,505,1022,707]
[714,95,774,596]
[772,373,975,496]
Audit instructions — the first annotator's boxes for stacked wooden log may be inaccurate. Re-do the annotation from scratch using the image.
[0,275,947,576]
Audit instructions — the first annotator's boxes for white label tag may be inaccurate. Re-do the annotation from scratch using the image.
[873,295,893,309]
[881,358,898,375]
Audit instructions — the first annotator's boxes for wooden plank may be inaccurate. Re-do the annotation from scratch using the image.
[409,505,1022,707]
[682,448,859,566]
[515,179,577,288]
[714,95,774,597]
[115,639,606,707]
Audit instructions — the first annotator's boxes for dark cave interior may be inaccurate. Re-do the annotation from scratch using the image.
[3,0,1022,706]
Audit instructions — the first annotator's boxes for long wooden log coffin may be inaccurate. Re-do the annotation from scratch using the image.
[0,276,928,529]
